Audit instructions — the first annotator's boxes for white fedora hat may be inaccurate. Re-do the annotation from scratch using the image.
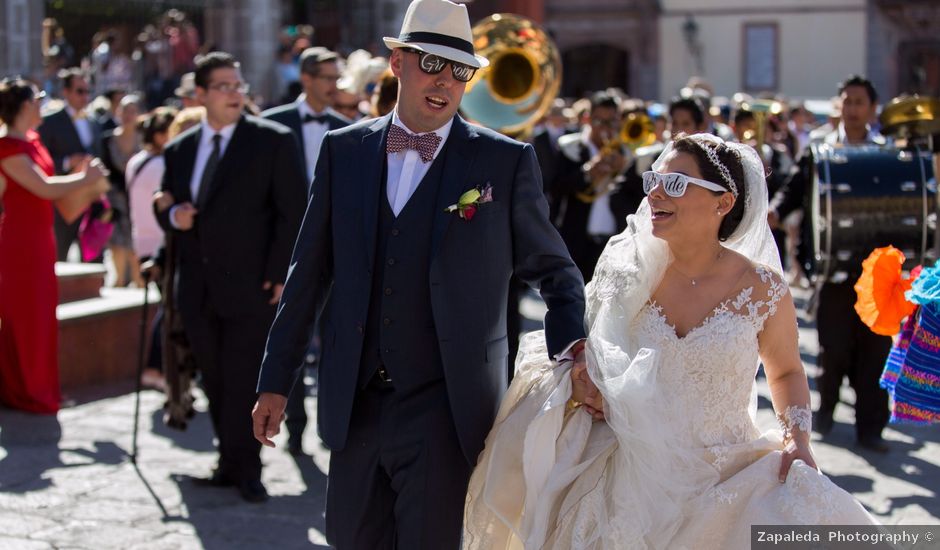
[383,0,489,69]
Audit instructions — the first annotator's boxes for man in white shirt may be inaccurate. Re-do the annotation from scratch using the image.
[263,47,352,189]
[156,52,307,503]
[253,0,585,546]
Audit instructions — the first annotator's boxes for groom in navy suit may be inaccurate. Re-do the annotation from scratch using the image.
[252,0,585,547]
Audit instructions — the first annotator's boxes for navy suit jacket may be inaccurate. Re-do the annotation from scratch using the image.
[258,114,586,463]
[261,102,351,182]
[37,107,101,175]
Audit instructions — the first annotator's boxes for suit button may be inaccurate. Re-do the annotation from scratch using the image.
[384,287,393,296]
[202,257,209,265]
[387,258,396,266]
[383,317,392,326]
[391,228,400,236]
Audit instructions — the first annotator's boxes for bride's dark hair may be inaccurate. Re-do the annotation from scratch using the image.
[671,134,748,241]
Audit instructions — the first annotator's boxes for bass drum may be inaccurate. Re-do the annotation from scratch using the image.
[811,144,936,278]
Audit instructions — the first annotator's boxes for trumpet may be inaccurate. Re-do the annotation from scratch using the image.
[576,112,656,203]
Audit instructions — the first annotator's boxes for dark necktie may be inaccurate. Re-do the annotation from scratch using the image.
[304,113,328,124]
[385,124,442,163]
[196,134,222,207]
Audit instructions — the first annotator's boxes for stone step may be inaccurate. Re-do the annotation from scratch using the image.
[55,262,107,304]
[57,285,160,390]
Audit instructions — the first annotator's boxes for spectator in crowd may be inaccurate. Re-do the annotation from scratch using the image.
[156,52,307,502]
[549,90,636,280]
[770,75,891,453]
[370,69,398,117]
[126,106,177,391]
[100,93,144,287]
[38,67,102,261]
[668,95,708,138]
[263,47,350,187]
[0,77,106,413]
[173,72,199,109]
[95,88,126,132]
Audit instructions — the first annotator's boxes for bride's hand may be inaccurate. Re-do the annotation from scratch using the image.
[778,440,817,483]
[569,355,605,421]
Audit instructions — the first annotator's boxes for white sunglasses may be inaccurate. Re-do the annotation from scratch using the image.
[642,171,729,197]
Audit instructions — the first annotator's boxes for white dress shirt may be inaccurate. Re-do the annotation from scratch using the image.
[65,105,93,151]
[386,111,453,216]
[189,119,237,200]
[582,129,617,237]
[169,119,237,229]
[297,96,335,184]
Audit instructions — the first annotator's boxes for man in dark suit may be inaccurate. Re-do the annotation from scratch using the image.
[549,90,641,281]
[156,52,307,502]
[252,0,586,547]
[769,75,891,453]
[263,47,352,191]
[262,46,351,455]
[37,68,101,261]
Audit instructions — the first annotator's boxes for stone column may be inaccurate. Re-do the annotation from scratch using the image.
[0,0,45,81]
[203,0,282,105]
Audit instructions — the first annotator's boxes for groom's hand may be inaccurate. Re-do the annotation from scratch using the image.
[252,392,288,447]
[570,353,605,421]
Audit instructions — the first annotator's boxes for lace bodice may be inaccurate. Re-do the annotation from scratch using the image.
[629,265,787,448]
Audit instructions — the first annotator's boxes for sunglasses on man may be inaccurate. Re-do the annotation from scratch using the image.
[403,48,477,83]
[642,171,728,197]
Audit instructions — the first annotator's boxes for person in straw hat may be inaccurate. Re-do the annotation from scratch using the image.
[252,0,586,546]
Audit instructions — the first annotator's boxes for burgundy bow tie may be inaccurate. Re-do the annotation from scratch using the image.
[386,124,442,163]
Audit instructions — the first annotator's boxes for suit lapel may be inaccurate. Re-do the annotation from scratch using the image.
[178,128,200,203]
[361,115,393,270]
[431,116,479,258]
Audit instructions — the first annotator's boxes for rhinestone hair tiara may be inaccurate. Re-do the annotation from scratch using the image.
[694,140,738,197]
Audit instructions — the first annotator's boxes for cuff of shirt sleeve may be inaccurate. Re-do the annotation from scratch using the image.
[168,205,181,229]
[554,338,586,363]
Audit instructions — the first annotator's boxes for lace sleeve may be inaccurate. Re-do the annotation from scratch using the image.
[751,265,788,330]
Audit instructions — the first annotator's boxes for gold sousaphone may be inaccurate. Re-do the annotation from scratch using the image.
[460,13,561,137]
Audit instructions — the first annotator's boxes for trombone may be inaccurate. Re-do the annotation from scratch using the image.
[576,111,656,203]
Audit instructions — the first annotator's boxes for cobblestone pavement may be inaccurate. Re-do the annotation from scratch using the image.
[0,287,937,549]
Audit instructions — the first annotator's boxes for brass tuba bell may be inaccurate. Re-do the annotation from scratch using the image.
[739,98,783,151]
[460,13,562,137]
[879,95,940,139]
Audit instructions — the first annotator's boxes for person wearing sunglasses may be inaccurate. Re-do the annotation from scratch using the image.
[253,0,586,547]
[37,67,103,261]
[155,51,308,503]
[465,133,877,548]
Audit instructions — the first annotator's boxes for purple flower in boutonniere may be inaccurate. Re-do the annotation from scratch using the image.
[445,182,493,221]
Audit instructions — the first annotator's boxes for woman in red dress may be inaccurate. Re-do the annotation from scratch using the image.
[0,77,106,413]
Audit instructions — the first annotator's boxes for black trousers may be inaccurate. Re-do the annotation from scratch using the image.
[53,210,81,262]
[325,377,471,550]
[183,303,273,482]
[816,281,891,439]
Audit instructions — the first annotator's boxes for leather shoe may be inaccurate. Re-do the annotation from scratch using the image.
[857,435,890,454]
[193,469,235,488]
[238,479,269,503]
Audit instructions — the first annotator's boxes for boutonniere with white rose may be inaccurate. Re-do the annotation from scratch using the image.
[445,183,493,221]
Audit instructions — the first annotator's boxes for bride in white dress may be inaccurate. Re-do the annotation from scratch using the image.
[463,133,875,549]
